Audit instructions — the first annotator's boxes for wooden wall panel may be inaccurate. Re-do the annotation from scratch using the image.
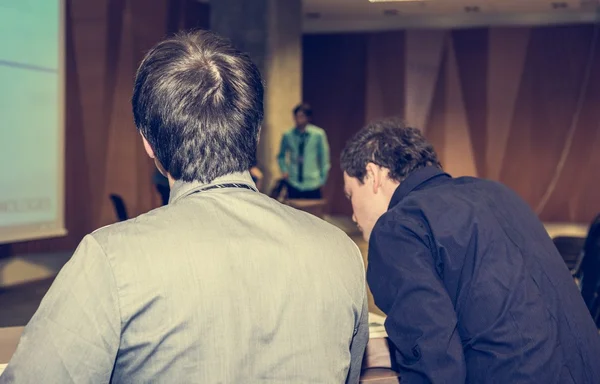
[500,25,595,210]
[530,26,593,210]
[453,28,488,177]
[540,27,600,221]
[424,47,447,167]
[404,30,446,133]
[527,25,596,215]
[442,38,477,178]
[486,27,530,180]
[365,31,405,122]
[1,0,209,257]
[304,23,600,223]
[303,34,368,216]
[497,43,536,204]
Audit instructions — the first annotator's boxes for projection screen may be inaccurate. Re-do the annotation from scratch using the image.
[0,0,66,244]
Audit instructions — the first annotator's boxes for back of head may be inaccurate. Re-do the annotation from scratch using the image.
[293,103,313,119]
[340,117,441,183]
[132,30,264,183]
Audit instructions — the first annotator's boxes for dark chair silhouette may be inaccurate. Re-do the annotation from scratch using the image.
[575,214,600,327]
[109,194,128,222]
[155,184,170,206]
[553,236,585,272]
[269,178,289,201]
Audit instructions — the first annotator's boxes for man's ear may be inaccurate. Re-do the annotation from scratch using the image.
[141,133,155,159]
[142,133,170,178]
[365,162,381,194]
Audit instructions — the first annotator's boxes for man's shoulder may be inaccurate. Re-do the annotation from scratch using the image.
[402,173,511,205]
[307,124,326,136]
[434,175,524,209]
[90,197,354,251]
[377,174,526,239]
[279,202,352,239]
[89,205,172,250]
[375,206,424,235]
[274,202,362,258]
[452,174,505,189]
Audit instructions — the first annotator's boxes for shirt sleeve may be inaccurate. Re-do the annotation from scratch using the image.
[0,235,121,384]
[346,286,369,384]
[367,219,466,384]
[318,132,331,186]
[277,133,289,175]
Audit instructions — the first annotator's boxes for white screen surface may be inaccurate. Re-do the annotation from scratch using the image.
[0,0,66,244]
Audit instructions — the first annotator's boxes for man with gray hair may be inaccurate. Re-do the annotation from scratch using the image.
[1,31,368,383]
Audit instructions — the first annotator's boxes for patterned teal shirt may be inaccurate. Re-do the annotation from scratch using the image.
[277,124,330,191]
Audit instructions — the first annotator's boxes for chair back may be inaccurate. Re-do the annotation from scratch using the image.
[109,194,128,222]
[577,214,600,326]
[553,236,585,271]
[269,179,289,202]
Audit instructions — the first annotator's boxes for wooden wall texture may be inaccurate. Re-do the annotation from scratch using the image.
[304,24,600,223]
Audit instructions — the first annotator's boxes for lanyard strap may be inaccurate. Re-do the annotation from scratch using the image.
[187,182,258,197]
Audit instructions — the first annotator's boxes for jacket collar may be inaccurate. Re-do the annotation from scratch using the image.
[389,166,451,209]
[169,171,256,204]
[293,124,314,135]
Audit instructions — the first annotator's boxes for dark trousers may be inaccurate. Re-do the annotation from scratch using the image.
[287,184,322,199]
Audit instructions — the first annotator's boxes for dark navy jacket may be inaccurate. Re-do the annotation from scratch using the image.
[368,167,600,384]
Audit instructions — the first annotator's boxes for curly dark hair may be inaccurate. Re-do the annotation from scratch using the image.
[293,103,313,118]
[340,117,441,183]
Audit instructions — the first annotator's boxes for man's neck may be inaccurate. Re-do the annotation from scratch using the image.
[296,125,307,133]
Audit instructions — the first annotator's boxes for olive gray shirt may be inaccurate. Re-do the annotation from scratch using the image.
[0,172,368,383]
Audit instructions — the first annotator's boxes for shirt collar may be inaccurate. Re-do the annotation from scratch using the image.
[169,171,256,204]
[389,166,451,209]
[293,125,312,135]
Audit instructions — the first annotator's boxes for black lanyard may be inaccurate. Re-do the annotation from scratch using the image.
[187,183,258,197]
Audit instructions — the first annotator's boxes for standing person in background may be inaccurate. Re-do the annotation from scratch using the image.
[277,103,330,199]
